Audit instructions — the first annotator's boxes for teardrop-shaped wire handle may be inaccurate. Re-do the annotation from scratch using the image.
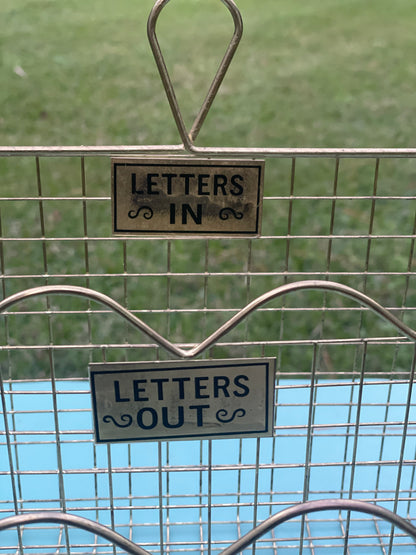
[147,0,243,148]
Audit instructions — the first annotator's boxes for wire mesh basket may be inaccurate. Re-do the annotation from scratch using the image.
[1,0,416,553]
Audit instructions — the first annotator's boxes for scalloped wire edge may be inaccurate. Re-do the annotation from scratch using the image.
[0,512,150,555]
[0,500,415,555]
[0,280,415,359]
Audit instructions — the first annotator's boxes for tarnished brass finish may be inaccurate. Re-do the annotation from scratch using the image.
[112,158,264,236]
[89,358,275,443]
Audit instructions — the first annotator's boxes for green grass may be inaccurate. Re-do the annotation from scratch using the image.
[0,0,416,379]
[2,0,416,148]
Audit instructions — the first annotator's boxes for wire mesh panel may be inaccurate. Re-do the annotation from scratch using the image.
[1,0,416,553]
[0,152,415,554]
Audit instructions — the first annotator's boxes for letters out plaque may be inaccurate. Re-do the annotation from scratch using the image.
[112,158,265,236]
[89,358,275,443]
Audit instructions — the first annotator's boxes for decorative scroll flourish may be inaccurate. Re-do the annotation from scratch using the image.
[128,206,153,220]
[0,280,416,359]
[103,414,133,428]
[216,408,246,423]
[219,208,243,221]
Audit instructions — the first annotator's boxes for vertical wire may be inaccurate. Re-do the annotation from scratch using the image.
[100,346,114,552]
[303,516,315,555]
[326,158,339,278]
[202,225,209,555]
[0,207,13,381]
[0,371,24,554]
[121,235,134,540]
[122,237,130,357]
[203,239,209,346]
[166,241,172,341]
[207,440,213,555]
[400,205,416,327]
[319,158,340,370]
[127,421,133,543]
[245,239,253,356]
[158,441,165,555]
[387,343,416,554]
[268,366,278,555]
[392,182,416,537]
[350,159,379,454]
[251,438,261,555]
[107,444,117,555]
[354,158,382,550]
[385,207,416,529]
[236,438,243,540]
[236,239,251,547]
[80,157,101,538]
[247,239,257,555]
[268,158,296,539]
[277,157,296,371]
[164,237,172,555]
[198,440,204,555]
[92,427,100,539]
[372,200,414,512]
[166,442,171,554]
[407,443,416,522]
[106,444,117,555]
[345,163,380,529]
[81,157,93,342]
[342,341,367,555]
[299,343,318,554]
[48,348,70,554]
[0,205,25,549]
[373,380,393,555]
[340,349,362,502]
[358,158,379,328]
[36,157,71,555]
[276,158,296,368]
[284,158,296,280]
[363,158,380,290]
[237,227,252,555]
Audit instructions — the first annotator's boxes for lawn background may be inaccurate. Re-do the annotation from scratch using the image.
[0,0,415,378]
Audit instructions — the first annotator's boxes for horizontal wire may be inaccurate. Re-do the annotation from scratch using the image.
[0,195,414,201]
[1,459,415,476]
[1,272,416,281]
[0,338,413,352]
[1,146,416,158]
[0,234,415,241]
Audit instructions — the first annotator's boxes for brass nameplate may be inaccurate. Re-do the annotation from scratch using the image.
[90,358,275,443]
[112,158,264,236]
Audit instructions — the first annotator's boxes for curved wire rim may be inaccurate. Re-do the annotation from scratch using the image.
[0,280,415,358]
[147,0,243,146]
[220,499,416,555]
[0,511,151,555]
[1,500,415,554]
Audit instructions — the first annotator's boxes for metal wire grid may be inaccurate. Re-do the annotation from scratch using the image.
[0,152,415,553]
[1,0,416,551]
[1,360,416,553]
[0,155,414,364]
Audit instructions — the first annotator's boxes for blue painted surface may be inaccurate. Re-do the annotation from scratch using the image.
[1,379,415,553]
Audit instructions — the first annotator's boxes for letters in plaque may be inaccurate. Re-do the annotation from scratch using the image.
[112,158,265,236]
[89,358,275,443]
